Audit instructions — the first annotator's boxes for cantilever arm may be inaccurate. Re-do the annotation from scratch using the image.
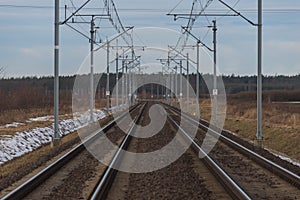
[181,26,213,52]
[218,0,258,26]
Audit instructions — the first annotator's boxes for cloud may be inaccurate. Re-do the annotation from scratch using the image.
[264,40,300,75]
[19,47,40,58]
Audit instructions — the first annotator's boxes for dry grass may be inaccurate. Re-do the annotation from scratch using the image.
[0,106,71,126]
[0,99,108,137]
[0,112,71,137]
[0,108,52,125]
[199,98,300,161]
[0,97,108,126]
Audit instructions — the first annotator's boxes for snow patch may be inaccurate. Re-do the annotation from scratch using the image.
[0,110,107,165]
[0,122,25,128]
[275,153,300,168]
[28,115,53,122]
[266,148,300,168]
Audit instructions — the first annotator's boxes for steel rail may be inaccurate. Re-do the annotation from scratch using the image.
[90,102,147,200]
[167,113,251,200]
[1,103,142,200]
[166,104,300,189]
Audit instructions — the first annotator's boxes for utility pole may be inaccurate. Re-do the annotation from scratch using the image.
[53,0,61,146]
[132,72,135,104]
[186,53,189,113]
[129,69,132,105]
[121,59,125,110]
[169,72,172,106]
[157,84,159,99]
[212,19,217,125]
[168,54,173,106]
[175,66,178,105]
[256,0,263,141]
[90,17,95,122]
[150,83,153,99]
[116,52,119,112]
[125,64,128,104]
[179,60,183,107]
[196,41,200,118]
[106,41,110,112]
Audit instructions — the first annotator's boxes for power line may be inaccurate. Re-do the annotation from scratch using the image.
[0,5,53,9]
[198,0,214,26]
[168,0,186,15]
[170,0,213,61]
[68,0,90,36]
[217,0,240,21]
[1,4,300,14]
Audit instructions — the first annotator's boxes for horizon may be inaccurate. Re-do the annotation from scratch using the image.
[1,72,300,80]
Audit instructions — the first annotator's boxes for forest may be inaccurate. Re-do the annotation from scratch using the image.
[0,74,299,112]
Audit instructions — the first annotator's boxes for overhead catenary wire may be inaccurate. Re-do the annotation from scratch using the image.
[198,0,213,26]
[216,0,240,21]
[95,5,107,43]
[169,0,197,60]
[169,0,213,61]
[0,4,300,14]
[167,0,186,15]
[101,0,135,56]
[67,0,91,36]
[54,0,134,49]
[196,0,240,42]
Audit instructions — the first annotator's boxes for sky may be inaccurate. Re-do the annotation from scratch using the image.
[0,0,299,77]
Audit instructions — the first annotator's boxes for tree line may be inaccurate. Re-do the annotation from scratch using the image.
[0,74,299,112]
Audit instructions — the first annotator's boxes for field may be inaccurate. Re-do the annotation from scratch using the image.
[198,97,300,162]
[0,99,106,137]
[0,90,299,164]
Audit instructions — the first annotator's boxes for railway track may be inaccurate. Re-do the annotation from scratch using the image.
[1,103,144,200]
[165,103,300,199]
[167,115,250,199]
[1,101,299,199]
[89,102,146,199]
[94,102,250,199]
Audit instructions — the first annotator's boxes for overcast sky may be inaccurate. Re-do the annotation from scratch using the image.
[0,0,299,77]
